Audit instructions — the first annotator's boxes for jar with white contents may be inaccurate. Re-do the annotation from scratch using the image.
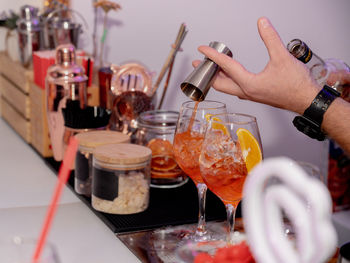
[75,130,130,197]
[92,143,152,214]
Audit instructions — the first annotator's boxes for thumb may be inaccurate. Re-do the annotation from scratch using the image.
[257,17,289,60]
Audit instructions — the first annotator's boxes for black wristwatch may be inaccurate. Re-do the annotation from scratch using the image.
[293,85,340,141]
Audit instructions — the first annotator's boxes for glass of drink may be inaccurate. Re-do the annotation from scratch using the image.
[173,100,227,241]
[199,113,263,243]
[0,237,60,263]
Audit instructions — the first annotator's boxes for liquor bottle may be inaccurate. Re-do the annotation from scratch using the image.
[287,39,350,212]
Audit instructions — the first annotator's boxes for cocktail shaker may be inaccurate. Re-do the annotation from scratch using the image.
[45,9,84,49]
[16,5,45,67]
[181,41,232,101]
[46,43,88,161]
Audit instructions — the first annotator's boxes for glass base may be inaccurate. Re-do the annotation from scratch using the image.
[149,221,227,262]
[150,176,189,189]
[175,231,247,263]
[176,240,228,263]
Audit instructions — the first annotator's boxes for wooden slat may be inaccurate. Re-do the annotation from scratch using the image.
[0,96,31,143]
[0,52,33,93]
[30,81,52,157]
[0,75,30,119]
[87,83,100,107]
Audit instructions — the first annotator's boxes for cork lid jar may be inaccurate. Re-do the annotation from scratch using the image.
[92,143,152,214]
[75,130,130,153]
[74,130,130,197]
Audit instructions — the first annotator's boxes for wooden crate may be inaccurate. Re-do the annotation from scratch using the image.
[0,52,32,93]
[0,96,31,142]
[0,52,32,143]
[0,75,30,119]
[29,82,53,157]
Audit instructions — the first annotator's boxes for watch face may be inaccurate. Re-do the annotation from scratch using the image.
[293,116,325,141]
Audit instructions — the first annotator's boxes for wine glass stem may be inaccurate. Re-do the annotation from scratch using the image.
[194,183,208,240]
[225,203,237,244]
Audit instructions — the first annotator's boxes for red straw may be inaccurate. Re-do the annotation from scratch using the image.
[32,136,78,262]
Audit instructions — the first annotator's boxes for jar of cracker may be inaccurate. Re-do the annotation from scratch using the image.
[74,130,130,197]
[92,143,151,214]
[136,110,188,188]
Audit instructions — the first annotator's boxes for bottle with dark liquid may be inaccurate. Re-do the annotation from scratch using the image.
[287,39,350,211]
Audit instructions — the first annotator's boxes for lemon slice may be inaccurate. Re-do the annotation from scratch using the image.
[205,114,229,135]
[236,128,262,172]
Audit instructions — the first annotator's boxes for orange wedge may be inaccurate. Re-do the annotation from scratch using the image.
[236,128,262,172]
[147,138,174,156]
[205,114,229,135]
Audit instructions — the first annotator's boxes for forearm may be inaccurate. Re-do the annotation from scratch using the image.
[322,98,350,155]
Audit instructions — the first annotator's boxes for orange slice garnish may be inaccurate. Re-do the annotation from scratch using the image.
[147,138,174,156]
[236,128,262,172]
[205,113,229,135]
[151,155,178,171]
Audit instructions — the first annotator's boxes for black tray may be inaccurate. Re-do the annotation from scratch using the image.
[44,158,237,234]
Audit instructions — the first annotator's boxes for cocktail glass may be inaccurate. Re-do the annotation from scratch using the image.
[199,113,263,243]
[0,237,60,263]
[173,100,227,241]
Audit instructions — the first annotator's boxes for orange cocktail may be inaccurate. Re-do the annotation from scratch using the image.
[200,130,248,207]
[199,113,262,243]
[173,131,204,184]
[173,100,227,241]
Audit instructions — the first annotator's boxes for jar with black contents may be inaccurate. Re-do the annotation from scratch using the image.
[74,130,130,196]
[92,143,151,214]
[136,110,188,188]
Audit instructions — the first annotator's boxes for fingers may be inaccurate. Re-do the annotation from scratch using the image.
[192,60,201,68]
[257,17,288,60]
[197,45,252,87]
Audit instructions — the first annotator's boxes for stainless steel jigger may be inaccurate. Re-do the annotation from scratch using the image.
[181,41,232,101]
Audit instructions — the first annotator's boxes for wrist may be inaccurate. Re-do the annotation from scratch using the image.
[294,83,319,115]
[292,85,340,141]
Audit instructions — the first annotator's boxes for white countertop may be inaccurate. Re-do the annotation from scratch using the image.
[0,119,141,263]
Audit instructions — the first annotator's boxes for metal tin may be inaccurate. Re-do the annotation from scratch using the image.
[16,5,44,67]
[44,8,84,49]
[46,43,88,161]
[181,41,232,101]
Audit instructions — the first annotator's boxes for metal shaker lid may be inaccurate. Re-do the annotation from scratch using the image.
[46,44,87,85]
[56,43,76,66]
[17,5,43,32]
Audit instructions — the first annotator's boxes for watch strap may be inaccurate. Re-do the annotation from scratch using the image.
[303,85,340,126]
[293,85,340,141]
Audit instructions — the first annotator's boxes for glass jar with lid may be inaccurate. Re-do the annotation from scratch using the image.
[92,143,151,214]
[136,110,188,188]
[74,130,130,197]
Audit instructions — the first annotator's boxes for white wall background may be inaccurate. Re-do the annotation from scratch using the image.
[1,0,350,173]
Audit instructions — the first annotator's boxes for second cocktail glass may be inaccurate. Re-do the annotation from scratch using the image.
[173,100,227,241]
[199,113,263,243]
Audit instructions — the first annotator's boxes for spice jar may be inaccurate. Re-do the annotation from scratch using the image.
[136,110,188,188]
[74,130,130,197]
[92,143,151,214]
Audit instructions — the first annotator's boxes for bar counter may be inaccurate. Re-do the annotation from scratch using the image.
[1,117,349,262]
[0,119,141,263]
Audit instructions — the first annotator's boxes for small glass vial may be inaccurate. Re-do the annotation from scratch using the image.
[136,110,188,188]
[92,143,152,214]
[74,130,130,197]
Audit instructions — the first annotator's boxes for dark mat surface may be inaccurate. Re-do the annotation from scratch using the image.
[45,157,239,233]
